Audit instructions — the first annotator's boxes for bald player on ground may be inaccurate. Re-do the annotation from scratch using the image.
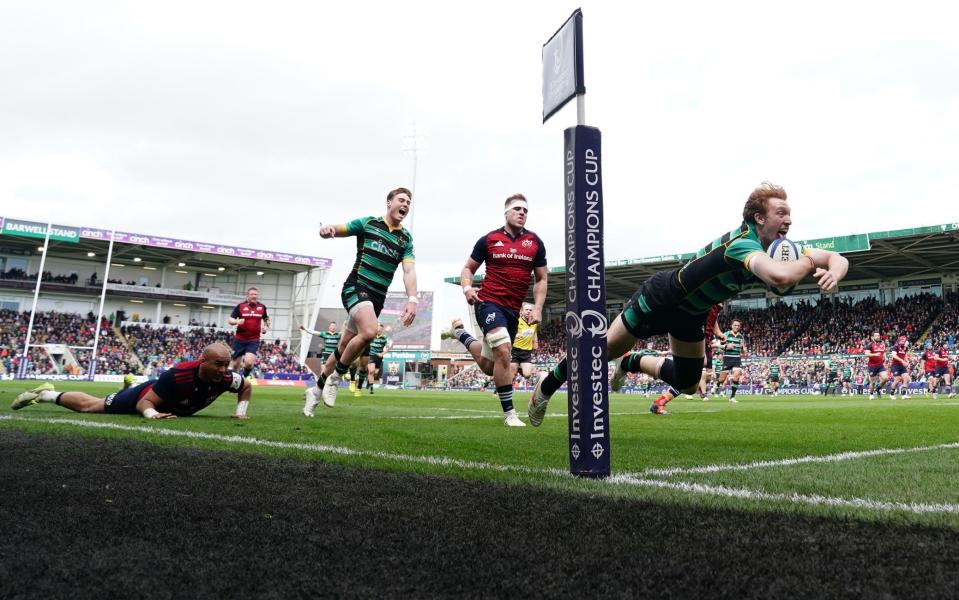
[12,343,252,419]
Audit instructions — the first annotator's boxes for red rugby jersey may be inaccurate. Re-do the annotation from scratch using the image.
[866,342,885,367]
[936,347,950,366]
[705,304,722,337]
[230,302,269,342]
[471,228,546,313]
[150,360,244,416]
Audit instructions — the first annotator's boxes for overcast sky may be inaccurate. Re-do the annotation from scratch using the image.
[3,1,959,338]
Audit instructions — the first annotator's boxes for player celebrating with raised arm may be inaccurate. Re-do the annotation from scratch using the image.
[305,187,417,414]
[529,182,849,425]
[301,321,340,364]
[13,343,252,419]
[227,286,269,379]
[451,194,548,427]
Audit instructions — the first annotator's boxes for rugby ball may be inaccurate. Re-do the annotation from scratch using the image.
[767,237,801,262]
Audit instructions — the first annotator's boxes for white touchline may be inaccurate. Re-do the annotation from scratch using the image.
[609,474,959,514]
[387,411,657,420]
[3,415,958,515]
[0,415,567,478]
[636,441,959,477]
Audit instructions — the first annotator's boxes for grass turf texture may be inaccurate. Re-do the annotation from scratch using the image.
[2,381,958,529]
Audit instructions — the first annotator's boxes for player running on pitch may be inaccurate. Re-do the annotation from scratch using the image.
[528,182,849,424]
[864,331,888,400]
[450,194,548,427]
[718,319,747,404]
[305,187,418,415]
[933,343,954,398]
[509,303,539,389]
[227,286,270,379]
[889,335,911,399]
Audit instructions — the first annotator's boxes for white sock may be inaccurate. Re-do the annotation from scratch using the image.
[38,390,60,402]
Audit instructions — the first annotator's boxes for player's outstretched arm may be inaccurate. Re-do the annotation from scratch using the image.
[748,252,817,290]
[135,389,176,419]
[399,262,418,326]
[529,266,548,325]
[806,247,849,292]
[232,378,252,420]
[318,224,349,239]
[299,324,322,336]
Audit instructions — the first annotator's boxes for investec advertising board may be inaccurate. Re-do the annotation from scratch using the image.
[563,125,610,477]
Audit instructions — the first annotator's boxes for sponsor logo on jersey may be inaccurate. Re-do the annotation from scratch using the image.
[369,239,399,259]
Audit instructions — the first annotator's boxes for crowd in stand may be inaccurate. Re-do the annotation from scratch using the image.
[4,290,959,383]
[0,309,307,377]
[0,309,132,375]
[0,269,80,284]
[448,291,954,390]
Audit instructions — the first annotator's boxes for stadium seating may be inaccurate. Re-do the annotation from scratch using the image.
[0,309,307,376]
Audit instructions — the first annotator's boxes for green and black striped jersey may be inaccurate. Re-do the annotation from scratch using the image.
[319,331,340,354]
[769,364,780,377]
[842,366,852,380]
[724,331,744,358]
[712,355,724,371]
[674,223,767,315]
[344,216,415,299]
[369,335,390,357]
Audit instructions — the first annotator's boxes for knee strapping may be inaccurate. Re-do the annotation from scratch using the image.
[485,328,512,350]
[659,356,703,393]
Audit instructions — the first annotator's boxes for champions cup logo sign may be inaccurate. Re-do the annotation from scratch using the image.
[564,310,607,339]
[563,125,609,476]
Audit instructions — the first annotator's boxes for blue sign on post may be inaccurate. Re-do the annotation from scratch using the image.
[542,9,585,123]
[563,125,610,477]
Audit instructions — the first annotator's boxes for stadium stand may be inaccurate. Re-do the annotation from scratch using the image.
[0,309,307,376]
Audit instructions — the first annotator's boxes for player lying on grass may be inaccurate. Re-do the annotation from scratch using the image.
[528,182,849,423]
[11,343,252,419]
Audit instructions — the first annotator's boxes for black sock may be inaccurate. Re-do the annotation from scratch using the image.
[349,367,357,380]
[357,370,367,388]
[335,361,349,376]
[541,359,567,396]
[317,373,327,388]
[730,385,738,398]
[667,386,680,397]
[55,392,65,405]
[623,353,643,373]
[497,384,514,413]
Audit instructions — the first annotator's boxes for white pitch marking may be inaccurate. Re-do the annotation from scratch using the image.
[4,414,959,515]
[609,474,959,514]
[637,441,959,477]
[0,415,567,477]
[387,411,656,420]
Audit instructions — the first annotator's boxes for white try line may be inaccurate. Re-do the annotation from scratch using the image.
[637,441,959,477]
[0,415,567,478]
[3,414,958,516]
[387,411,657,420]
[610,474,959,514]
